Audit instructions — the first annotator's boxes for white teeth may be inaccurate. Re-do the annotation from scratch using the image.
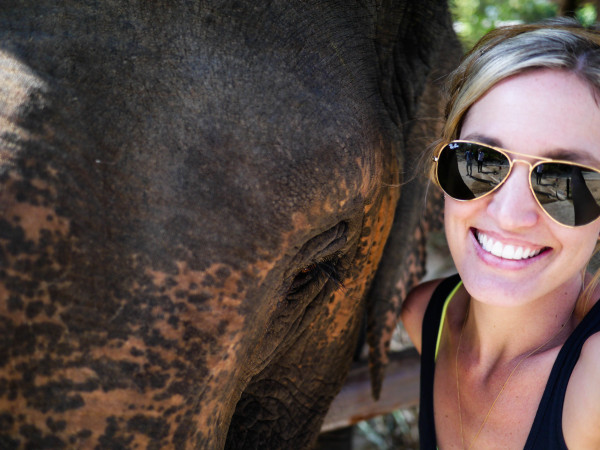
[491,241,503,257]
[513,246,523,259]
[501,244,515,259]
[481,234,493,253]
[475,231,543,261]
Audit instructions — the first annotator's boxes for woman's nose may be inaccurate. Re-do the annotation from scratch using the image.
[486,164,541,230]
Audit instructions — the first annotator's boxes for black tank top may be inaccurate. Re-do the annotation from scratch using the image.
[418,274,600,449]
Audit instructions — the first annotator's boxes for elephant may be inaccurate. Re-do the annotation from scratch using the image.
[0,1,461,448]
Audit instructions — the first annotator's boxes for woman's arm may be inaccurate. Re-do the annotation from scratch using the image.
[400,279,443,354]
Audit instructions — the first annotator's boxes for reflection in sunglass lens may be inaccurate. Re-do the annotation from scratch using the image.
[531,163,600,226]
[436,142,510,201]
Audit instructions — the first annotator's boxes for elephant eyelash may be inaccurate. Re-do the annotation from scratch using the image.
[288,253,344,297]
[315,257,344,291]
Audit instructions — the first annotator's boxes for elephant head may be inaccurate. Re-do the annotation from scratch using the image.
[0,1,460,448]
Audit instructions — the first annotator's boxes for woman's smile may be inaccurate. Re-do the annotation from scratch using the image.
[467,226,553,276]
[473,229,548,261]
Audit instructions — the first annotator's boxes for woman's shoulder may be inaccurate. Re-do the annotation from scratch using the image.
[576,331,600,390]
[574,330,600,388]
[400,278,445,354]
[563,331,600,449]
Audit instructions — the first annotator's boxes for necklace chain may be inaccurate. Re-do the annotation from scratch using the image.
[455,299,574,450]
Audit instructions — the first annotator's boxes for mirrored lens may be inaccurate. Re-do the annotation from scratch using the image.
[437,142,510,201]
[531,163,600,226]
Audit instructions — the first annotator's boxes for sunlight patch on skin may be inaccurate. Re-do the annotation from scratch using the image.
[0,50,46,128]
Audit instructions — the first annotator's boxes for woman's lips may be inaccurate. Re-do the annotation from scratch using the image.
[474,229,547,261]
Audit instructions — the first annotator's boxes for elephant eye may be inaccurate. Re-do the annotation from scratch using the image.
[287,253,343,298]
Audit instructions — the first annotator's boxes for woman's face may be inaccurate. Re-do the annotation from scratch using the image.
[446,69,600,306]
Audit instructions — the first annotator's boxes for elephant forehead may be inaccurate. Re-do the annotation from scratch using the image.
[148,36,388,260]
[118,11,387,226]
[0,8,393,267]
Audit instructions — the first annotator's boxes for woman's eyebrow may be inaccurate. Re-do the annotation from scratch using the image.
[461,133,503,148]
[544,148,600,167]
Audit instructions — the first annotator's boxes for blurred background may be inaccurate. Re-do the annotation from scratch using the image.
[353,1,598,448]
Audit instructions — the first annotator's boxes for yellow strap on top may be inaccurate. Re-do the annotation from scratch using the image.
[434,281,463,361]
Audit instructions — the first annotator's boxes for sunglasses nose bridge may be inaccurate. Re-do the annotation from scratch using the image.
[510,158,535,170]
[505,159,537,190]
[498,159,534,189]
[493,159,542,211]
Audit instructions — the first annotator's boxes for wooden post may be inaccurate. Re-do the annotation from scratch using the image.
[321,348,420,432]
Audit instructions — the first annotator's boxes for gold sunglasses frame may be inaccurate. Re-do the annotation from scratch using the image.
[432,140,600,228]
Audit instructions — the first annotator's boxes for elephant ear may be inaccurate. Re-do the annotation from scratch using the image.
[366,0,462,399]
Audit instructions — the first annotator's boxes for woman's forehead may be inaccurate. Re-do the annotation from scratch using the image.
[460,69,600,166]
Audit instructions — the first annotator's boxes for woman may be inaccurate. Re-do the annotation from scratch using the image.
[401,18,600,449]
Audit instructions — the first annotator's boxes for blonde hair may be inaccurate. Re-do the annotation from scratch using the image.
[578,242,600,318]
[434,17,600,316]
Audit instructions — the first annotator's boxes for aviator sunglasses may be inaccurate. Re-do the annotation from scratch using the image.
[433,140,600,227]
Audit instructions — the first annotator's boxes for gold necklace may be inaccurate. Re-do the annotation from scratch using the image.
[455,299,574,450]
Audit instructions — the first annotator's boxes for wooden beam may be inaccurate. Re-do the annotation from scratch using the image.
[321,348,420,432]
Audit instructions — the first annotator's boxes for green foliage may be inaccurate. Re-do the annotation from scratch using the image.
[451,0,558,49]
[576,3,598,26]
[451,0,598,50]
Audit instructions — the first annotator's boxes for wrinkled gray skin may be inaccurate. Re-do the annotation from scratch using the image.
[0,1,460,448]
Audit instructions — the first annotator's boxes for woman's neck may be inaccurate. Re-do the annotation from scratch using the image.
[458,275,581,370]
